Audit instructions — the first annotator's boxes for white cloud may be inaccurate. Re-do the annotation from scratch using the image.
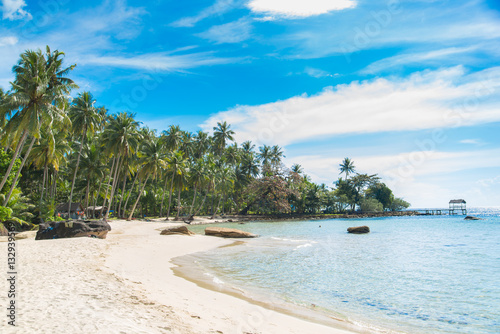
[361,47,478,74]
[0,36,17,46]
[1,0,31,20]
[304,67,336,78]
[200,66,500,146]
[171,0,240,27]
[459,139,481,145]
[197,18,253,44]
[82,51,242,71]
[247,0,356,18]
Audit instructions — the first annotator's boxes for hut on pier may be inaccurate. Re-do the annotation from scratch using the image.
[449,199,467,215]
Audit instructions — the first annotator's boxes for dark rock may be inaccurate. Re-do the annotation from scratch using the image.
[464,216,481,220]
[205,227,258,238]
[347,225,370,234]
[160,226,195,236]
[35,220,111,240]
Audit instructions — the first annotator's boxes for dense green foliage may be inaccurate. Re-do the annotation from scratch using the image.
[0,47,410,224]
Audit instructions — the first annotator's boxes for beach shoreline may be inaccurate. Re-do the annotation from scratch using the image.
[0,219,362,333]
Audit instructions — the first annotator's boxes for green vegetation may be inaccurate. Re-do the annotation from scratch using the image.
[0,46,410,227]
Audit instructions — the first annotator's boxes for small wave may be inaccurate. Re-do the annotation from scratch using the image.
[295,243,314,250]
[271,237,317,243]
[203,272,224,285]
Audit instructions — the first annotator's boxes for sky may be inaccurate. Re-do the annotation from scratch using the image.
[1,0,499,208]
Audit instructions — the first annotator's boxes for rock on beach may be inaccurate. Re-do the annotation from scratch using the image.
[35,220,111,240]
[160,225,195,236]
[205,226,258,238]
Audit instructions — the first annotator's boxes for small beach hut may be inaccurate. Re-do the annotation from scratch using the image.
[85,206,107,219]
[449,199,467,215]
[56,202,84,219]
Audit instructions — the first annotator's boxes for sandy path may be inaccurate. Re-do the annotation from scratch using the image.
[0,220,359,334]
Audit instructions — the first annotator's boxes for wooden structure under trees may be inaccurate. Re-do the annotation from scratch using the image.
[449,199,467,215]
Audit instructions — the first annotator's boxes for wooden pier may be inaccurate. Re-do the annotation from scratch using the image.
[416,209,443,215]
[449,199,467,215]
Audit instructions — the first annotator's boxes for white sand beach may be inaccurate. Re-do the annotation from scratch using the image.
[0,220,360,333]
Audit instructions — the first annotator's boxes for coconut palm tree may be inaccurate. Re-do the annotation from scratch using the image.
[165,151,187,220]
[258,145,272,169]
[127,136,167,221]
[101,112,141,219]
[67,91,102,218]
[159,125,184,217]
[339,157,356,181]
[213,121,234,154]
[29,127,70,203]
[0,47,76,200]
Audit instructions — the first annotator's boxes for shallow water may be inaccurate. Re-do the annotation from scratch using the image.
[188,209,500,334]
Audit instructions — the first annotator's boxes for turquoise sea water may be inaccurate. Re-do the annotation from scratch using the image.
[187,209,500,334]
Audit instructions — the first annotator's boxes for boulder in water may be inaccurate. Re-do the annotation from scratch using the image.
[35,220,111,240]
[347,225,370,234]
[464,216,481,220]
[205,226,258,238]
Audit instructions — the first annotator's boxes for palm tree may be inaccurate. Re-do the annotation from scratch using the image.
[159,125,183,217]
[339,157,356,181]
[67,91,102,218]
[165,151,187,220]
[0,47,76,201]
[127,137,167,220]
[291,163,304,175]
[101,112,141,219]
[270,145,285,166]
[78,143,106,215]
[258,145,272,168]
[29,127,70,203]
[213,121,234,154]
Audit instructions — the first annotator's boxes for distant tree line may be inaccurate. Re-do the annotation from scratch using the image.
[0,46,410,231]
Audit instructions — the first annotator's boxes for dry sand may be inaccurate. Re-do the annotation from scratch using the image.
[0,219,361,334]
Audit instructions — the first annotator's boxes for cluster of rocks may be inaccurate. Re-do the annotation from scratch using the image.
[35,220,111,240]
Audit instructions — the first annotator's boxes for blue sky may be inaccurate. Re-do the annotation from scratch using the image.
[1,0,499,208]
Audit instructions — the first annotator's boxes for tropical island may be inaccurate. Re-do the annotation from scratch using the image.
[0,47,410,234]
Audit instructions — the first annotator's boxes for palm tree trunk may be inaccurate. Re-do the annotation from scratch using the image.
[93,178,103,219]
[188,183,198,217]
[118,172,127,218]
[193,189,208,217]
[51,169,58,200]
[105,155,122,219]
[100,157,116,218]
[211,195,222,219]
[127,174,150,221]
[68,130,86,218]
[3,136,36,206]
[175,189,182,220]
[123,171,139,215]
[159,174,169,217]
[40,163,48,203]
[85,178,90,216]
[165,167,176,220]
[0,130,28,193]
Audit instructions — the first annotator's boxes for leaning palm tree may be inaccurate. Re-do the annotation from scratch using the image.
[0,47,76,200]
[339,157,356,181]
[127,137,167,221]
[67,91,102,218]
